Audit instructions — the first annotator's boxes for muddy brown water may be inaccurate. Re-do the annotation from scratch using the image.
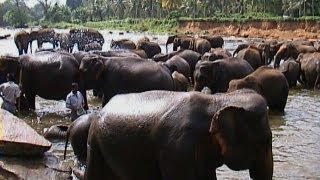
[0,28,319,179]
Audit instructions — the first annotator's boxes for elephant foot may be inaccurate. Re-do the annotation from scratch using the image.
[72,168,84,180]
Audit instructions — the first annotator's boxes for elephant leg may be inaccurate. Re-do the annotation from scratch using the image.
[314,73,320,89]
[249,147,273,180]
[25,93,36,110]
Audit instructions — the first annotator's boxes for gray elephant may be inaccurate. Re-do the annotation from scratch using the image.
[30,28,56,50]
[202,48,232,61]
[236,46,263,70]
[279,58,300,88]
[233,42,270,65]
[193,57,254,93]
[228,66,289,112]
[84,89,273,179]
[44,124,68,141]
[110,39,136,50]
[0,51,84,110]
[70,28,104,51]
[54,32,73,53]
[189,38,211,54]
[79,55,175,106]
[165,34,193,53]
[297,52,320,89]
[84,42,102,52]
[172,71,189,91]
[136,41,161,58]
[199,35,224,48]
[64,113,94,162]
[14,30,31,55]
[160,55,191,81]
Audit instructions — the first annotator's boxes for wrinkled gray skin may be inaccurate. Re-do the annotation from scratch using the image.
[194,57,254,93]
[64,113,94,162]
[79,55,175,106]
[161,55,191,81]
[228,66,289,112]
[172,71,189,91]
[297,52,320,89]
[44,124,69,141]
[84,89,273,180]
[279,58,300,88]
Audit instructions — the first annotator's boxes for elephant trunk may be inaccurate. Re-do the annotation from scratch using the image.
[64,127,71,160]
[44,125,68,140]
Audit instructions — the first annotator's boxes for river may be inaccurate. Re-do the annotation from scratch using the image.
[0,28,319,179]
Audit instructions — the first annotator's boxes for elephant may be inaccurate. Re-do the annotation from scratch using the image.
[274,43,317,68]
[84,42,102,52]
[64,113,94,162]
[193,57,254,93]
[110,39,136,50]
[14,30,31,55]
[79,55,175,106]
[54,32,73,53]
[136,41,161,58]
[152,49,202,83]
[0,51,84,110]
[189,38,211,54]
[29,28,56,51]
[172,71,189,91]
[70,28,104,51]
[228,66,289,112]
[202,48,232,61]
[236,46,263,70]
[199,35,224,48]
[84,89,273,179]
[296,52,320,89]
[136,36,150,46]
[130,49,148,58]
[165,34,193,53]
[160,55,191,81]
[279,58,300,88]
[44,124,68,141]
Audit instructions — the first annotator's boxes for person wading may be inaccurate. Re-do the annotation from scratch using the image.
[66,83,86,121]
[0,73,21,114]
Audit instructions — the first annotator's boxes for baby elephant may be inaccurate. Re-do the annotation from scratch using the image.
[228,66,289,112]
[279,58,300,88]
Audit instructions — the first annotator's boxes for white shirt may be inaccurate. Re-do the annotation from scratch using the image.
[66,91,84,110]
[0,81,21,104]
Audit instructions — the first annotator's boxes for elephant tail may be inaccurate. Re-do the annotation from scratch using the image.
[64,127,71,160]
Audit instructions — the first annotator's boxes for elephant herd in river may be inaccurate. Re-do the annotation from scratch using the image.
[2,29,320,179]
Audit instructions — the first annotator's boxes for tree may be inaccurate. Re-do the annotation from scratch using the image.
[161,0,182,10]
[66,0,83,9]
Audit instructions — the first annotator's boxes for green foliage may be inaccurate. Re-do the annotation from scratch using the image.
[4,8,31,27]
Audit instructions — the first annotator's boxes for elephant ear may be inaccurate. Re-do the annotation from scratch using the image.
[209,106,246,152]
[244,76,261,94]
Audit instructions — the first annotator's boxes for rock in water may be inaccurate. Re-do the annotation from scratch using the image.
[0,109,51,156]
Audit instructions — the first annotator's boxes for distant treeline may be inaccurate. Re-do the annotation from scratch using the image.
[1,0,320,30]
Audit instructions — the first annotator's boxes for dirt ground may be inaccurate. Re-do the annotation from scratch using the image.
[178,20,320,41]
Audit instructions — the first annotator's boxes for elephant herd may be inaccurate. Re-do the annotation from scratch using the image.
[14,28,105,55]
[4,31,320,179]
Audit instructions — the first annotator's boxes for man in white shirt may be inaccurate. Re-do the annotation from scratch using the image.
[0,73,21,114]
[66,83,86,121]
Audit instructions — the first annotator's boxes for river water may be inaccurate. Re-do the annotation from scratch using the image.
[0,28,319,179]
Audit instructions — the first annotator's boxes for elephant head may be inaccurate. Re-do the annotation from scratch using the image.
[228,76,262,94]
[193,60,220,92]
[209,103,273,179]
[79,55,104,89]
[274,43,299,68]
[0,55,21,78]
[166,35,193,53]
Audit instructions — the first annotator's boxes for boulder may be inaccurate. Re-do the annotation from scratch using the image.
[0,109,51,156]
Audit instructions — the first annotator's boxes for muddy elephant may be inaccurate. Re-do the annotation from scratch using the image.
[70,28,104,51]
[193,57,254,93]
[165,34,193,53]
[274,43,317,68]
[84,42,102,52]
[137,41,161,58]
[297,52,320,89]
[0,52,84,110]
[54,32,73,53]
[279,58,300,88]
[14,30,31,55]
[160,55,191,81]
[228,66,289,112]
[172,71,189,91]
[84,89,273,179]
[64,113,94,162]
[199,35,224,48]
[44,124,69,141]
[30,28,56,51]
[79,55,175,106]
[110,39,136,50]
[153,49,202,83]
[236,46,263,70]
